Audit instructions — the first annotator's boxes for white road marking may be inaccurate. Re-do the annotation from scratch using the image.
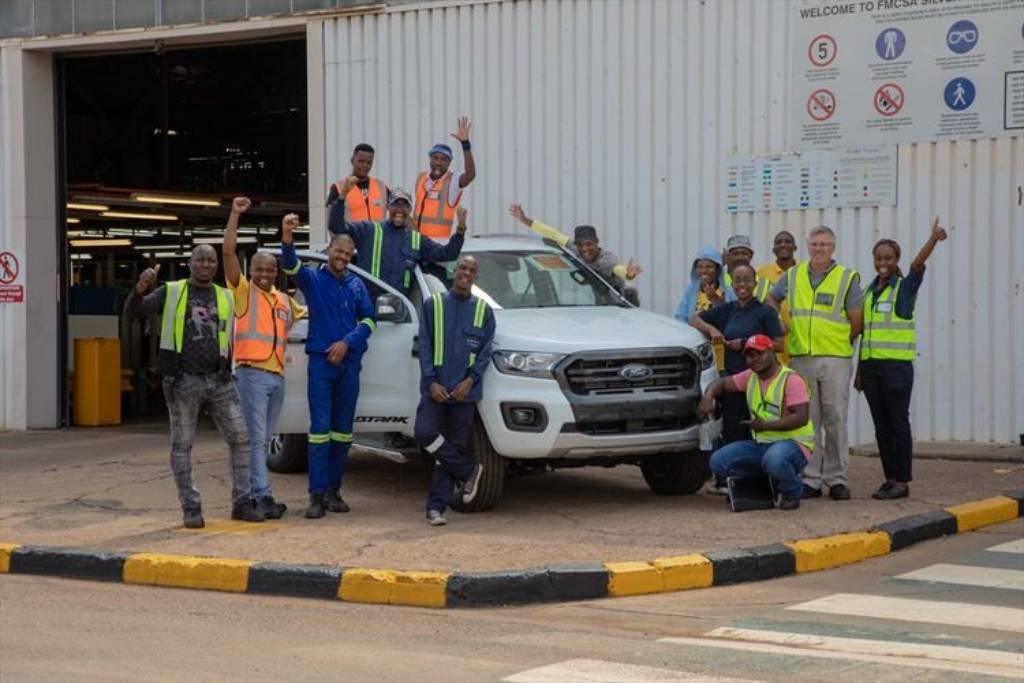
[786,593,1024,633]
[896,563,1024,590]
[987,539,1024,554]
[658,636,1023,679]
[501,659,759,683]
[704,626,1024,669]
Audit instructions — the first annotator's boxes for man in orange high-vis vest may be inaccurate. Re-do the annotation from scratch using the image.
[328,143,390,222]
[414,116,477,240]
[223,197,306,520]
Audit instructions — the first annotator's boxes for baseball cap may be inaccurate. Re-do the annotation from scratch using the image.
[743,334,774,353]
[388,188,413,208]
[726,234,753,253]
[428,143,453,160]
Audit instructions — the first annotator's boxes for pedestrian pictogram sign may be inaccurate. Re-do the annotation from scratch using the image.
[807,89,836,122]
[808,34,837,67]
[0,250,25,303]
[874,83,904,117]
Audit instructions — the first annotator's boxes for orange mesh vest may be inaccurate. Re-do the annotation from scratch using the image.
[234,286,292,369]
[414,170,459,239]
[339,177,386,222]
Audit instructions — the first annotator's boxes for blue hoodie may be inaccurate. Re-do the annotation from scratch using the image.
[674,246,736,321]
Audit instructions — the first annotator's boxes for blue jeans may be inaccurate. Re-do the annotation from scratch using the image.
[709,439,807,499]
[306,353,360,494]
[234,366,286,500]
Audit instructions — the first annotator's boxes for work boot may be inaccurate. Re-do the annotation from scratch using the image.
[777,496,801,511]
[305,492,326,519]
[324,489,351,513]
[425,510,447,526]
[182,507,205,529]
[461,464,484,505]
[259,495,287,520]
[829,484,851,500]
[872,482,909,500]
[231,499,266,523]
[801,484,822,499]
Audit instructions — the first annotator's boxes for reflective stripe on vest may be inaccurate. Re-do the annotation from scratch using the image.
[159,280,233,358]
[754,277,771,303]
[344,177,386,222]
[745,366,815,451]
[234,285,292,367]
[414,170,458,239]
[861,278,916,361]
[431,294,488,368]
[787,262,856,357]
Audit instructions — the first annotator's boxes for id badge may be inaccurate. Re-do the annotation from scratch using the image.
[427,190,440,200]
[815,292,835,306]
[876,302,893,313]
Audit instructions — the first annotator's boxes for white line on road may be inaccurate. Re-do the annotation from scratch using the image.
[896,563,1024,590]
[502,659,760,683]
[704,626,1024,669]
[657,636,1023,679]
[786,593,1024,633]
[987,539,1024,554]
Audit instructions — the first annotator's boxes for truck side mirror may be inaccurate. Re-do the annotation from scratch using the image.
[375,294,407,323]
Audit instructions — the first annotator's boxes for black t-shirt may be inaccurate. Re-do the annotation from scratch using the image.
[126,283,222,375]
[700,299,784,375]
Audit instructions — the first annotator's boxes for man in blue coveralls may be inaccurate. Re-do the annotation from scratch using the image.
[415,255,496,526]
[279,212,375,519]
[328,180,465,294]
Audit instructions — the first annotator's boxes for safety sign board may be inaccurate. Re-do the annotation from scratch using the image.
[792,0,1024,149]
[724,145,898,213]
[0,249,25,304]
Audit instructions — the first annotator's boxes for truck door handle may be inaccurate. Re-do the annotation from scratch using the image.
[411,335,419,358]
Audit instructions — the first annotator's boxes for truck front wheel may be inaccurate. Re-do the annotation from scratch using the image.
[267,433,308,473]
[640,450,709,495]
[450,418,506,513]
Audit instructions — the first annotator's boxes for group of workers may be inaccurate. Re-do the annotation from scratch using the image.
[681,220,947,509]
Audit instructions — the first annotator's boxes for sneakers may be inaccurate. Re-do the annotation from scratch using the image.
[305,492,326,519]
[259,496,287,520]
[801,484,823,499]
[425,510,448,526]
[461,464,484,505]
[829,483,852,500]
[872,482,909,500]
[231,500,265,523]
[777,496,801,511]
[706,482,730,496]
[324,489,351,513]
[182,507,205,529]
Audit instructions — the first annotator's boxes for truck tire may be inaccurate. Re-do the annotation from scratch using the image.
[267,433,308,473]
[640,450,709,495]
[450,419,506,513]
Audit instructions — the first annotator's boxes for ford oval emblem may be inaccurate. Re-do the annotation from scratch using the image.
[619,363,654,381]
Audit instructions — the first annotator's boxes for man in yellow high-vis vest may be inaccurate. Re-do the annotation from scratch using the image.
[767,226,863,501]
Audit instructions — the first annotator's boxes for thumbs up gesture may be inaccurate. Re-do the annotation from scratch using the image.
[137,263,161,294]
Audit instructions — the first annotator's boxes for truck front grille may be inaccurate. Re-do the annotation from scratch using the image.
[562,352,698,396]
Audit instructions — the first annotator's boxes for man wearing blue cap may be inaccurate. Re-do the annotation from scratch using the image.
[413,116,476,240]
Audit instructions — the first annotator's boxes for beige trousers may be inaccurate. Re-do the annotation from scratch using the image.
[789,355,853,489]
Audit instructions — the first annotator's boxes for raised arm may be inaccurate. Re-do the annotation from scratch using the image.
[124,265,166,319]
[451,117,476,188]
[910,216,948,273]
[280,213,314,292]
[223,196,251,287]
[327,175,360,235]
[508,203,571,247]
[421,211,467,264]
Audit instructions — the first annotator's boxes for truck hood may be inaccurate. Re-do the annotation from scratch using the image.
[493,306,707,353]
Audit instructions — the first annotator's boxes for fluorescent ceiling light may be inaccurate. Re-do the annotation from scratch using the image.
[66,217,81,224]
[70,239,132,247]
[154,252,192,259]
[132,244,182,251]
[71,253,92,260]
[67,202,109,211]
[132,194,221,207]
[193,236,257,244]
[101,211,178,221]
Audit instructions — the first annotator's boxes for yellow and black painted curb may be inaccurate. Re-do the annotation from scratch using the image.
[1,491,1020,608]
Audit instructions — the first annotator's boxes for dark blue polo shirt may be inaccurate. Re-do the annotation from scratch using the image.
[699,299,784,375]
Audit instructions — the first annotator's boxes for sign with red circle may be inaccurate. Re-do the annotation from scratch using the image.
[807,89,837,122]
[808,34,838,67]
[0,251,19,285]
[874,83,905,117]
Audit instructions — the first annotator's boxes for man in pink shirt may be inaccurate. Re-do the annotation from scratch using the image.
[697,335,813,510]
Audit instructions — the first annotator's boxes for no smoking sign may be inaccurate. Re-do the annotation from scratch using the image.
[874,83,905,117]
[807,89,837,122]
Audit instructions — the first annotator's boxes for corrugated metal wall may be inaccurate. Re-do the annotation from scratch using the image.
[322,0,1022,444]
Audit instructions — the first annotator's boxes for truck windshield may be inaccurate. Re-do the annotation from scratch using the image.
[442,250,622,309]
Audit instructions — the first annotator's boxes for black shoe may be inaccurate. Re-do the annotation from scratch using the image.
[778,496,801,511]
[829,483,852,500]
[801,484,822,499]
[305,492,326,519]
[873,482,909,500]
[231,500,265,523]
[461,464,484,505]
[324,489,351,513]
[871,481,894,499]
[182,507,205,529]
[259,496,286,520]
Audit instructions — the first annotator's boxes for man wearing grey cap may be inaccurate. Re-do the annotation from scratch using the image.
[723,234,755,289]
[329,179,465,294]
[508,202,642,305]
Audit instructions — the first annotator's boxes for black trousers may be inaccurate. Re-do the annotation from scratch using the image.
[860,359,914,483]
[714,391,753,486]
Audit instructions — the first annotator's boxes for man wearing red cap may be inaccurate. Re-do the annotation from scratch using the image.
[697,335,814,510]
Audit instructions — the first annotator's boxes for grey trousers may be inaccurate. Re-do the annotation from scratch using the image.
[789,356,853,489]
[163,373,251,510]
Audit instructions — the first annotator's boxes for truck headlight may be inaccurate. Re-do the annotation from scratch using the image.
[696,342,715,370]
[492,351,564,379]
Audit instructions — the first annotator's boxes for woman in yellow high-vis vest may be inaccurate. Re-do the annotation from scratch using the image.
[855,217,947,500]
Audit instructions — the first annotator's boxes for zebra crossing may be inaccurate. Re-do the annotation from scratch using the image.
[504,537,1024,682]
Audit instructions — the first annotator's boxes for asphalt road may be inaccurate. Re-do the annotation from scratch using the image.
[1,519,1020,682]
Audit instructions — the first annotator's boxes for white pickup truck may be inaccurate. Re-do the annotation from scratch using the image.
[270,235,721,511]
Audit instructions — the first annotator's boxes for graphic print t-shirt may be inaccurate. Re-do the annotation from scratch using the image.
[179,285,221,375]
